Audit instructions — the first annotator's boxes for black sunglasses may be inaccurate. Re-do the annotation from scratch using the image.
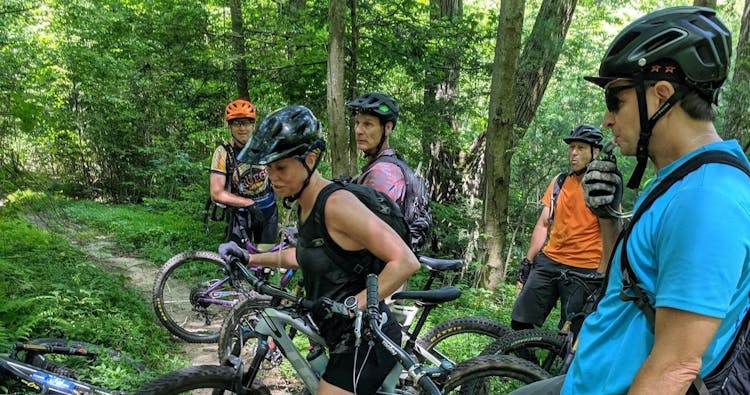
[604,84,635,113]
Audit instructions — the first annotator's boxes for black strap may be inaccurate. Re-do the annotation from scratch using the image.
[548,172,568,224]
[223,142,239,192]
[616,150,750,394]
[313,182,373,276]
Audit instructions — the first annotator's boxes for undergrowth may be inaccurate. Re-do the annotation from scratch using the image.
[0,191,186,391]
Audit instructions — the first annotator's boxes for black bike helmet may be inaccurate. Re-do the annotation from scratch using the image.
[345,92,399,128]
[583,7,732,189]
[564,124,604,149]
[237,105,324,166]
[585,6,731,104]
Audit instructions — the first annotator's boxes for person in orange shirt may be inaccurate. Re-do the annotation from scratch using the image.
[512,125,610,336]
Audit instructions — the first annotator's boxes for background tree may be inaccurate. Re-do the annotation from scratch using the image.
[477,0,579,288]
[229,0,249,98]
[723,0,750,152]
[327,0,349,177]
[422,0,464,203]
[483,0,525,289]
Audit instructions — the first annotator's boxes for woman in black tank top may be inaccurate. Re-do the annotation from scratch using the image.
[218,105,420,395]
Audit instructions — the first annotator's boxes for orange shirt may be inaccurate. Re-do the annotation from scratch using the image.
[541,174,602,269]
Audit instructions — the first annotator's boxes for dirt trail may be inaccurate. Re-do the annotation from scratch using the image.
[27,213,301,393]
[79,236,218,366]
[26,214,216,367]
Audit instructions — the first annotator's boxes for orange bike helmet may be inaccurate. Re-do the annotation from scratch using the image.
[225,99,257,122]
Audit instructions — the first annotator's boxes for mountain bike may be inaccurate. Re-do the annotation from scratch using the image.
[480,270,603,375]
[152,205,298,343]
[0,338,143,395]
[136,266,550,394]
[217,255,510,372]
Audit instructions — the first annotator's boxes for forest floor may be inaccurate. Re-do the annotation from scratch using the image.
[26,212,218,367]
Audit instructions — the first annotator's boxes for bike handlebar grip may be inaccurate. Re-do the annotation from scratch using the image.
[366,274,379,314]
[418,375,442,395]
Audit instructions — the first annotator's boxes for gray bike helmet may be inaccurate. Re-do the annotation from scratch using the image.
[345,92,399,128]
[583,7,732,189]
[237,105,324,166]
[564,124,604,149]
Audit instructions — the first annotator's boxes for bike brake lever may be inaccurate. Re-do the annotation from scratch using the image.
[353,310,363,347]
[598,140,617,162]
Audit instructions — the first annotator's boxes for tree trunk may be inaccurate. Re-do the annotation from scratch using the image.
[481,0,525,290]
[327,0,349,178]
[475,0,578,289]
[229,0,249,99]
[723,0,750,152]
[423,0,463,204]
[347,0,360,175]
[693,0,717,8]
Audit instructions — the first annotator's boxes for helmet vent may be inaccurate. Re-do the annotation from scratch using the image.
[641,29,687,56]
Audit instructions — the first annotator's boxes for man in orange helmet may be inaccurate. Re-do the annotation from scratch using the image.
[209,99,278,244]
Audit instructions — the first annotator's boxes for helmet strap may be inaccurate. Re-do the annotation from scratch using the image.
[282,152,323,209]
[364,124,388,159]
[626,78,685,189]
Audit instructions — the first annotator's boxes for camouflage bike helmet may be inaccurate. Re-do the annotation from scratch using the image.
[346,92,399,157]
[237,105,325,206]
[584,6,731,189]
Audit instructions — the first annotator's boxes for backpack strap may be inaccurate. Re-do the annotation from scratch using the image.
[548,172,568,225]
[312,182,375,276]
[616,151,750,395]
[222,141,239,192]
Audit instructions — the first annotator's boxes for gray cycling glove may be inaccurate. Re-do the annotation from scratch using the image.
[583,159,623,219]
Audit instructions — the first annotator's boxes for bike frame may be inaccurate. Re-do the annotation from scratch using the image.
[191,218,297,309]
[0,346,121,395]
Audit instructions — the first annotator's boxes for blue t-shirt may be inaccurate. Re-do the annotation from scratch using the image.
[562,140,750,394]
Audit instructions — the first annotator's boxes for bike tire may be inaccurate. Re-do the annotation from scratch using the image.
[441,354,551,395]
[152,250,247,343]
[217,296,274,364]
[135,365,271,395]
[480,328,567,376]
[417,316,509,366]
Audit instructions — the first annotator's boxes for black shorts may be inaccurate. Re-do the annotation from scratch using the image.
[322,319,401,393]
[511,253,598,328]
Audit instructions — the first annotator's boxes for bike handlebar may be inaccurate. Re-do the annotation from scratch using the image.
[365,274,441,395]
[229,256,303,305]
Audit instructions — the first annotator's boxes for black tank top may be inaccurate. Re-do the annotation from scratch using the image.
[296,183,394,349]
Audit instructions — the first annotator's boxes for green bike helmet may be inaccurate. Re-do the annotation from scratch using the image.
[237,105,325,166]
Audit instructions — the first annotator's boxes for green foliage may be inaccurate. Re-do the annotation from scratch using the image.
[0,195,185,390]
[429,199,480,258]
[62,200,222,264]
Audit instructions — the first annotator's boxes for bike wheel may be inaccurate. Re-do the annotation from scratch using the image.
[135,365,271,395]
[217,297,274,365]
[417,316,509,366]
[441,354,551,395]
[153,251,248,343]
[480,329,567,376]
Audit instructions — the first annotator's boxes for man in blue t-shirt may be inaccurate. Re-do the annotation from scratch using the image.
[511,7,750,395]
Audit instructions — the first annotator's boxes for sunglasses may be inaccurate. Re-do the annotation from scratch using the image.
[230,119,256,127]
[604,84,635,113]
